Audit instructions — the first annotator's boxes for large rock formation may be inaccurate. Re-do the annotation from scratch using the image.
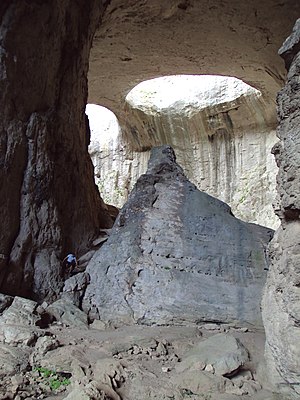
[0,1,112,301]
[89,0,300,120]
[86,0,300,230]
[83,146,273,326]
[262,20,300,399]
[88,75,279,228]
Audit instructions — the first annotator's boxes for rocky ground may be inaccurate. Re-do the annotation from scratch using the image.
[0,294,282,400]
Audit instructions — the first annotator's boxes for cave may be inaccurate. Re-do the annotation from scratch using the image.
[0,1,300,398]
[88,74,279,228]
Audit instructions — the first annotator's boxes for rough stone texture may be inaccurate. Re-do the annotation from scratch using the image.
[89,0,300,121]
[0,1,112,302]
[86,0,300,231]
[89,76,278,228]
[176,333,249,377]
[0,297,42,346]
[63,272,91,307]
[0,297,39,326]
[83,146,273,326]
[47,298,89,329]
[0,344,30,378]
[0,293,13,314]
[262,19,300,399]
[0,308,275,400]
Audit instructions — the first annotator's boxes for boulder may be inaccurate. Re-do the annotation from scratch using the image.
[0,297,42,346]
[176,333,249,376]
[0,344,30,378]
[83,145,273,326]
[0,293,13,314]
[0,297,39,326]
[47,298,88,329]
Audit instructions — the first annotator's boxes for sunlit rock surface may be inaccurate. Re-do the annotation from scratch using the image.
[87,0,300,228]
[87,104,147,207]
[87,76,279,228]
[83,146,273,327]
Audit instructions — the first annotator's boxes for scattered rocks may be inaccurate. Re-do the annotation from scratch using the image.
[0,324,40,347]
[0,301,273,400]
[29,335,60,365]
[0,297,44,347]
[89,319,107,331]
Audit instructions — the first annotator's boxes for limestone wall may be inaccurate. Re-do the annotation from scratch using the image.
[0,1,112,301]
[262,19,300,399]
[83,146,273,327]
[89,77,279,228]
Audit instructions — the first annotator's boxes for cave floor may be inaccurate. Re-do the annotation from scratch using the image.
[40,323,274,400]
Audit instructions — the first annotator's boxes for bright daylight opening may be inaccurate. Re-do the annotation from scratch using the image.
[125,75,261,115]
[86,103,121,147]
[86,75,278,229]
[85,104,123,206]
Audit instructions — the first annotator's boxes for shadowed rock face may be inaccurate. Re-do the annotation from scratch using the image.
[262,19,300,399]
[83,146,273,326]
[0,1,112,301]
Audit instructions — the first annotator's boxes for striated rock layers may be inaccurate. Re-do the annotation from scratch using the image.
[0,1,112,301]
[262,20,300,399]
[83,146,273,327]
[87,76,278,228]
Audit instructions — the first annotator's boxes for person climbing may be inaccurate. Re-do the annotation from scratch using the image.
[62,253,77,276]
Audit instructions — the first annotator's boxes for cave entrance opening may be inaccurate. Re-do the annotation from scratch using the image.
[87,74,279,229]
[85,104,124,207]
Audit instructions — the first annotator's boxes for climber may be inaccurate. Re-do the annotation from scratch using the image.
[62,253,77,275]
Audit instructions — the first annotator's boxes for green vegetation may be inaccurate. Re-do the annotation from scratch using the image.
[34,367,71,391]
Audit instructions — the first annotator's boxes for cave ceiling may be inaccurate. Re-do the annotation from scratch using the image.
[88,0,300,126]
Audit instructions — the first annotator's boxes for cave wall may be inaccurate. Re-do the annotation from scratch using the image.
[0,0,112,301]
[124,99,278,228]
[88,0,300,121]
[87,0,300,228]
[90,78,279,228]
[262,20,300,399]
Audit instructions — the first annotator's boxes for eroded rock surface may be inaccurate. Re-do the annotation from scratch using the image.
[89,75,278,228]
[89,0,300,119]
[83,146,273,326]
[0,0,112,302]
[262,19,300,399]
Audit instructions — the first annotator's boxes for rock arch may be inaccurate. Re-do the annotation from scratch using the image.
[0,3,300,397]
